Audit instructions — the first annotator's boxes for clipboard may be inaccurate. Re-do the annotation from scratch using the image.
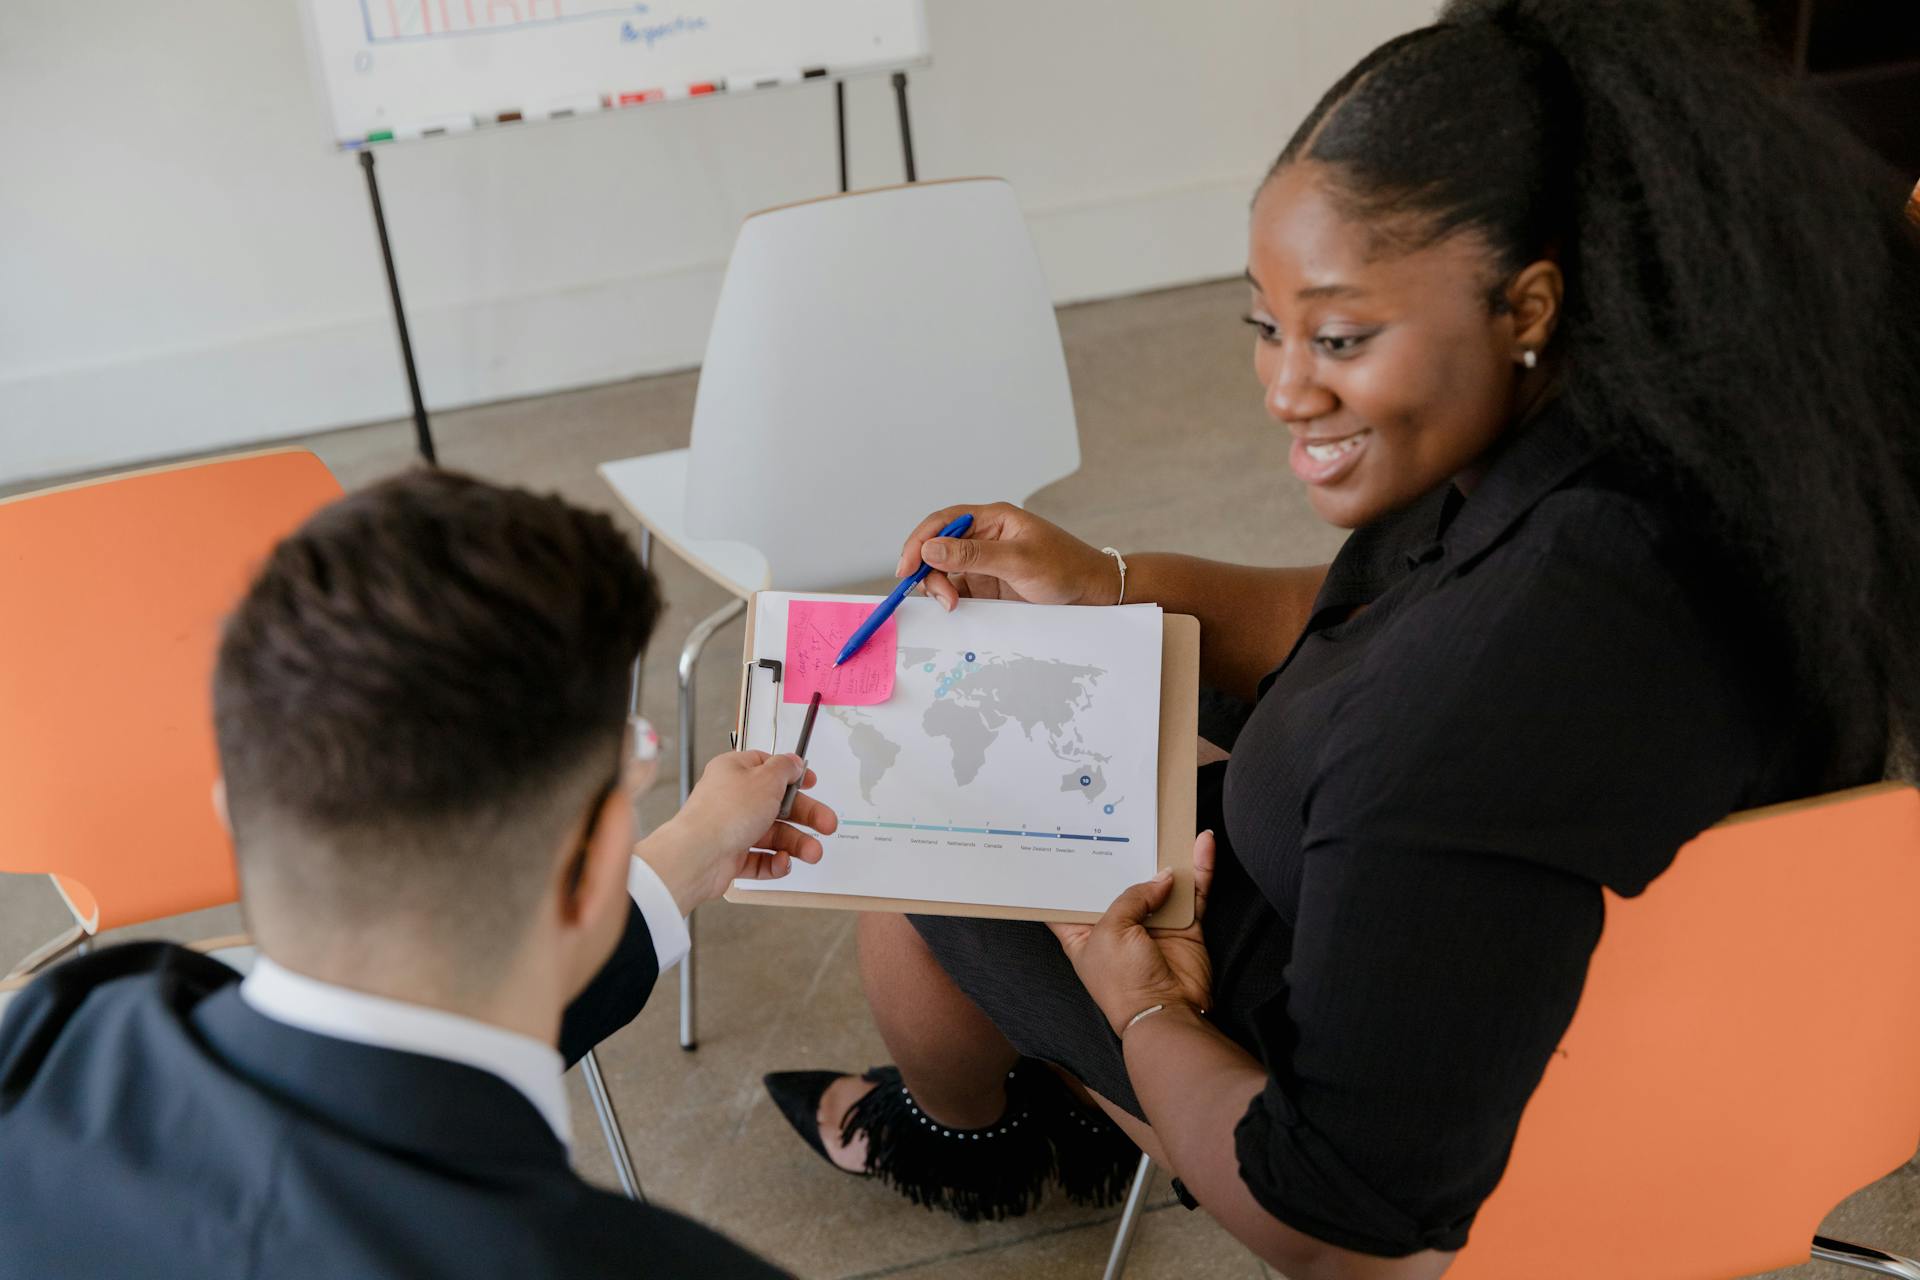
[724,594,1199,928]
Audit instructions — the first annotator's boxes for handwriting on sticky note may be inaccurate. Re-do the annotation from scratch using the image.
[785,601,897,705]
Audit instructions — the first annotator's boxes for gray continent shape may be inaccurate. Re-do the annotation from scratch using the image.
[1060,764,1108,800]
[828,709,903,802]
[922,698,1006,786]
[898,645,941,670]
[920,655,1107,788]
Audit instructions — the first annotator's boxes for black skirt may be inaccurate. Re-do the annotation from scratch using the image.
[910,761,1289,1119]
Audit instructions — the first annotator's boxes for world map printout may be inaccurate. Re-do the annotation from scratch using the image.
[733,593,1163,913]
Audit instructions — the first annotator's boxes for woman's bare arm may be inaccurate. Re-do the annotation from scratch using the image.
[897,504,1327,701]
[1121,554,1328,700]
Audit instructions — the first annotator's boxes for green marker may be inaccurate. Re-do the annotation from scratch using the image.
[367,129,394,143]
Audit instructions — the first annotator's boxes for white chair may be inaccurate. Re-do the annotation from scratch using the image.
[601,176,1081,1049]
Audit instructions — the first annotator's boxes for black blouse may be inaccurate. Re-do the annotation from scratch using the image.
[1219,406,1824,1255]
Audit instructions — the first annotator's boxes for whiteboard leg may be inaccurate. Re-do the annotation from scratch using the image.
[835,79,850,193]
[357,149,436,465]
[891,70,917,183]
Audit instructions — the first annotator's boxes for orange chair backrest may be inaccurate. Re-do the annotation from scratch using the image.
[1449,783,1920,1280]
[0,451,344,933]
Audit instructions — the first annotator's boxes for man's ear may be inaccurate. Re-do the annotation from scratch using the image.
[211,778,232,836]
[1505,259,1564,355]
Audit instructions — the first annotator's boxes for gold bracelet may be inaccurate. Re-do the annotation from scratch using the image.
[1121,1002,1167,1037]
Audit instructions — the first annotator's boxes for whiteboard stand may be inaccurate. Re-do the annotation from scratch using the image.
[357,150,437,465]
[835,71,918,189]
[836,80,849,193]
[891,72,918,183]
[343,67,909,471]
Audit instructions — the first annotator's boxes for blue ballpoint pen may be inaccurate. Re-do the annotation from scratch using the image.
[833,514,975,667]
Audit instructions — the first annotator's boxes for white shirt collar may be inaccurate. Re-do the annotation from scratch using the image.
[239,955,571,1149]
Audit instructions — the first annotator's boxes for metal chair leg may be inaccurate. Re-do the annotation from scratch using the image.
[580,1048,645,1202]
[1814,1236,1920,1279]
[634,530,652,722]
[675,597,747,1052]
[1103,1152,1155,1280]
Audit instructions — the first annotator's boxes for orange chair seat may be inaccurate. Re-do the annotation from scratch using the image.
[0,451,344,934]
[1449,784,1920,1280]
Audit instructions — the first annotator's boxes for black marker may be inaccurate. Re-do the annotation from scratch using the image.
[778,690,823,820]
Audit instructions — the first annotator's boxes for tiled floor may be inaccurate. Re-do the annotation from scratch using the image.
[3,279,1913,1278]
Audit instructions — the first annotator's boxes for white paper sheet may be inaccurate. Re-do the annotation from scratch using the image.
[735,593,1162,912]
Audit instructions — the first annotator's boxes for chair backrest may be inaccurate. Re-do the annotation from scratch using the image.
[0,451,345,933]
[1449,783,1920,1280]
[683,178,1080,590]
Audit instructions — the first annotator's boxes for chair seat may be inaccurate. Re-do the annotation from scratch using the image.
[599,451,770,599]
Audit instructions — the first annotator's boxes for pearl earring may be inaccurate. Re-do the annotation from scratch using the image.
[1521,349,1538,369]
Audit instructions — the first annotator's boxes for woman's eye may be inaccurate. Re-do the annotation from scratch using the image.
[1314,332,1373,357]
[1241,315,1280,342]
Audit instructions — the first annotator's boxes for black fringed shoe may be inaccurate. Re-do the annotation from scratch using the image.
[762,1070,864,1174]
[763,1063,1057,1222]
[1043,1088,1143,1208]
[839,1063,1056,1222]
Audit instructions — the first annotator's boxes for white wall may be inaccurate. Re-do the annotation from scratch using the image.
[0,0,1439,485]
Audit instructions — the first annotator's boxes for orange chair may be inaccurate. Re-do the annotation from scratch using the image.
[1104,783,1920,1279]
[0,450,344,971]
[0,450,652,1203]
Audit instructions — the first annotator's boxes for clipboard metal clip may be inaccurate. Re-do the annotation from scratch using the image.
[734,658,784,753]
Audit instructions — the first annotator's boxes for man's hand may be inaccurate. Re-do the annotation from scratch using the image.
[639,751,838,915]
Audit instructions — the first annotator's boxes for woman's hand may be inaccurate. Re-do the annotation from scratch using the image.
[896,502,1119,611]
[1048,831,1217,1036]
[639,751,838,914]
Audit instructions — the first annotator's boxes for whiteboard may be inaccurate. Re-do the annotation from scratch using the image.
[300,0,929,149]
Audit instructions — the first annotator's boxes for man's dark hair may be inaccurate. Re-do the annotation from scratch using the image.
[1271,0,1920,780]
[213,469,660,967]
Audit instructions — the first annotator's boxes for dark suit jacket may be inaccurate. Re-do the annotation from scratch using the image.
[0,907,786,1279]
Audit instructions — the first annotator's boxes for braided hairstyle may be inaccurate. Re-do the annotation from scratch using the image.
[1270,0,1920,779]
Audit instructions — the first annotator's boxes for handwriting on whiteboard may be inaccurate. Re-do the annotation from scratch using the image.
[622,14,709,44]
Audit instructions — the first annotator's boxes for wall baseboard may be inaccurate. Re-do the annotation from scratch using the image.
[0,175,1255,488]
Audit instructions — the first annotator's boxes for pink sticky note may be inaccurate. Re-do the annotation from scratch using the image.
[784,600,898,705]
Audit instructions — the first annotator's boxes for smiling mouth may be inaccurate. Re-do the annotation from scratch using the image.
[1302,433,1368,464]
[1289,427,1372,486]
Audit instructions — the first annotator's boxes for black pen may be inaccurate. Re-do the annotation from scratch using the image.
[778,690,823,820]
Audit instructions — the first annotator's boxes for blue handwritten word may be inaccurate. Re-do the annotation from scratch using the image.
[621,14,710,46]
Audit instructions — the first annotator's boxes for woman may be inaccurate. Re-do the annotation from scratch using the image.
[766,0,1920,1273]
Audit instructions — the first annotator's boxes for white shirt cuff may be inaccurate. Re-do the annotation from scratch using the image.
[627,856,692,974]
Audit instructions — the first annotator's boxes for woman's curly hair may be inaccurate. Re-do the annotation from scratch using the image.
[1273,0,1920,780]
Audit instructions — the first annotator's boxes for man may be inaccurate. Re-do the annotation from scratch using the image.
[0,470,834,1277]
